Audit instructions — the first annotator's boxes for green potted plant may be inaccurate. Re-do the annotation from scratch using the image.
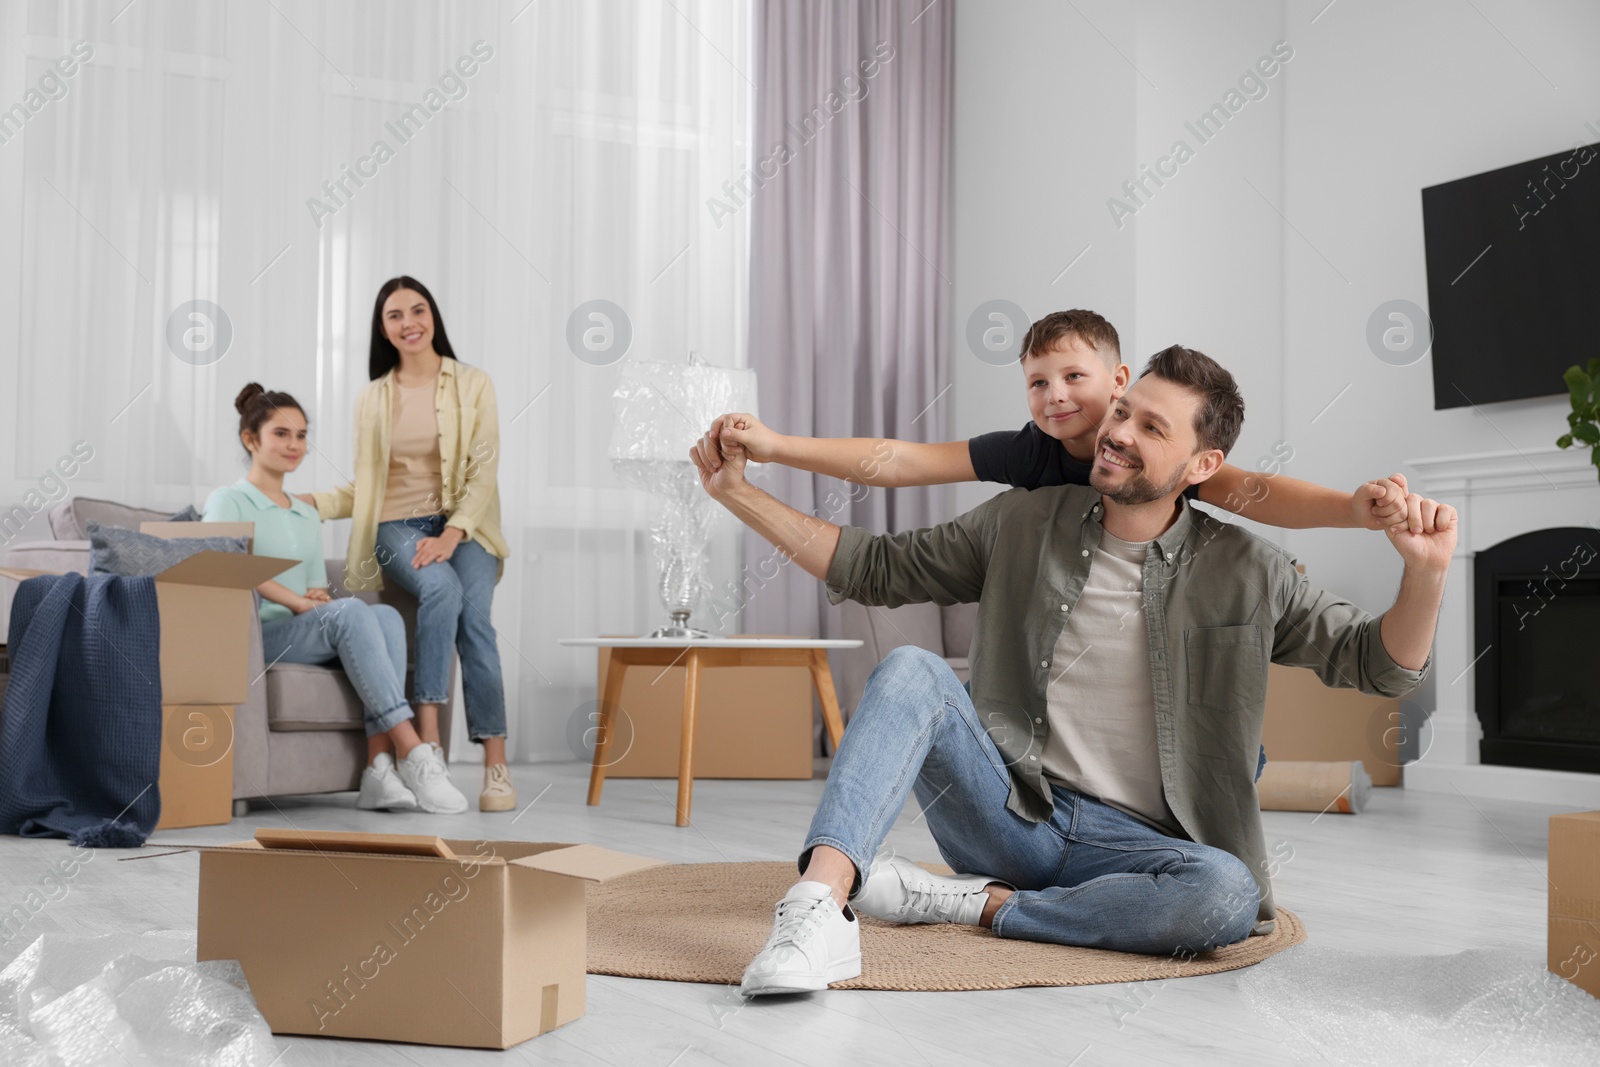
[1556,359,1600,485]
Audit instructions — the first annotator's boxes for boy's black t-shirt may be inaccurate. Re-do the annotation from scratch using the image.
[968,422,1202,498]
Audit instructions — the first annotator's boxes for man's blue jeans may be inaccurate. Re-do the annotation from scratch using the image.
[374,515,507,741]
[261,598,412,738]
[803,646,1260,955]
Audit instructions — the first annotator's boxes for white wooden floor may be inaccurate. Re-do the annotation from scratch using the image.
[1,760,1591,1066]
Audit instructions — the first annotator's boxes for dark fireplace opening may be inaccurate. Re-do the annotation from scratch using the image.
[1474,527,1600,774]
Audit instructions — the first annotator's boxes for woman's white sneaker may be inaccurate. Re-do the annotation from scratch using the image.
[357,753,418,811]
[395,742,469,814]
[852,853,1000,926]
[740,881,861,997]
[480,763,517,812]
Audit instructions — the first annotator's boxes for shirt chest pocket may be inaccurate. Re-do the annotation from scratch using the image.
[1184,625,1266,713]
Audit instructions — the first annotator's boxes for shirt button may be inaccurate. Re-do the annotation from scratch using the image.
[1166,552,1174,560]
[1040,660,1049,668]
[1034,717,1043,724]
[1029,755,1038,761]
[1081,549,1089,557]
[1060,604,1069,611]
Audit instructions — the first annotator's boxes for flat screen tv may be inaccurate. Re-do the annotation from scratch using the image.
[1421,140,1600,410]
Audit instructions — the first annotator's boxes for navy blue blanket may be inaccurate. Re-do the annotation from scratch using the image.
[0,572,162,845]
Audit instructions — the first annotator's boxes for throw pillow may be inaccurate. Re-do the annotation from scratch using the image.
[87,521,250,577]
[51,497,184,541]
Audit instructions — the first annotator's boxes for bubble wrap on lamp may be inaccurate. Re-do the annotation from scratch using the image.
[610,356,759,637]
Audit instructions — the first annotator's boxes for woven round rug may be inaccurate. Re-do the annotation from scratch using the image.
[587,861,1306,991]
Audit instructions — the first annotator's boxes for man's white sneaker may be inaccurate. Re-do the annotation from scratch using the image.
[357,752,418,811]
[395,742,469,814]
[852,853,1001,926]
[740,881,861,997]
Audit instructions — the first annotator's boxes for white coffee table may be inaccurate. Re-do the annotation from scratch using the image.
[559,636,863,826]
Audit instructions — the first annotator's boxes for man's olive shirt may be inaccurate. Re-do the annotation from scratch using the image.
[824,484,1426,925]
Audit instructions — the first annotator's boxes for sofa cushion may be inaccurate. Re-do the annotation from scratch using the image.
[941,602,977,661]
[50,497,192,541]
[264,663,365,731]
[3,540,92,575]
[87,521,249,577]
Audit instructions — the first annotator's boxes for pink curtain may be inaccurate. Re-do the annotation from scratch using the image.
[743,0,955,643]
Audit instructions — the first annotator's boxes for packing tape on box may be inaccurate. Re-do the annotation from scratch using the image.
[1257,759,1371,814]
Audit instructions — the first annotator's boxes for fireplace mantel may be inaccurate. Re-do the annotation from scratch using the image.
[1405,445,1600,804]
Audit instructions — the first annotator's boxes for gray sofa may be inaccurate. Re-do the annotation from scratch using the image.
[1,497,454,809]
[835,600,978,734]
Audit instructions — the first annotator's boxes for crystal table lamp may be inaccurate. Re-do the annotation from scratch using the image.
[609,354,759,638]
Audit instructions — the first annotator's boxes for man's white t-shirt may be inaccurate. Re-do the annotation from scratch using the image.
[1040,528,1181,835]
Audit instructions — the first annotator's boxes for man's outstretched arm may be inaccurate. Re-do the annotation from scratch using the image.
[690,426,841,581]
[1378,492,1458,670]
[1269,490,1457,694]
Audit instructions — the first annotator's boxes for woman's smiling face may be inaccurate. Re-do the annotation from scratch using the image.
[383,288,434,356]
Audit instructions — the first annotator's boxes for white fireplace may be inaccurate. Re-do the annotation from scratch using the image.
[1404,445,1600,804]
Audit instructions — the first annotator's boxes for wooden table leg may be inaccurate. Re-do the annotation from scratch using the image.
[587,653,630,806]
[809,648,847,755]
[673,649,703,826]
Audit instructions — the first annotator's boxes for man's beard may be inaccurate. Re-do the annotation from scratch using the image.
[1090,441,1190,506]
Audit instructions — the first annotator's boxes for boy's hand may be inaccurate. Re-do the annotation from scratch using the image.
[704,412,779,469]
[691,425,749,499]
[1386,493,1458,574]
[1351,474,1408,530]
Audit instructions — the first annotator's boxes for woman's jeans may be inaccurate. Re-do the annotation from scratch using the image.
[261,599,412,738]
[803,646,1261,956]
[374,515,507,742]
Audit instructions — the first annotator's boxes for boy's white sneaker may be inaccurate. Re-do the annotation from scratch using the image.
[357,752,418,811]
[740,881,861,997]
[395,742,469,815]
[852,853,1000,926]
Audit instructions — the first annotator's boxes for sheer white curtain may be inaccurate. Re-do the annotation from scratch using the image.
[0,0,752,762]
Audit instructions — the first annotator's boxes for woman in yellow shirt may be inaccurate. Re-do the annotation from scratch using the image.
[308,277,515,812]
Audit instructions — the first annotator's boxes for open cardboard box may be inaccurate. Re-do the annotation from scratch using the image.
[191,829,664,1048]
[0,522,293,829]
[1549,811,1600,1000]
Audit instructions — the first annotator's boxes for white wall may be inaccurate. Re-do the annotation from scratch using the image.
[1276,0,1600,609]
[950,0,1138,515]
[952,0,1597,613]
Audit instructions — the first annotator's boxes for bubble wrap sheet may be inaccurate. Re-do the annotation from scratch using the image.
[1238,946,1600,1066]
[0,933,281,1067]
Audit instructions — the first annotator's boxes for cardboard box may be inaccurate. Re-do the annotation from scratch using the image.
[1549,811,1600,1000]
[0,525,293,829]
[157,704,237,829]
[596,644,813,779]
[142,521,279,829]
[195,830,663,1048]
[1262,664,1403,787]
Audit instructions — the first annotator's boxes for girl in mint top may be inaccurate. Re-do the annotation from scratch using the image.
[203,479,326,625]
[202,383,468,815]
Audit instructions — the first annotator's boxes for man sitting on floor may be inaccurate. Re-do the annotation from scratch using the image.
[689,345,1457,996]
